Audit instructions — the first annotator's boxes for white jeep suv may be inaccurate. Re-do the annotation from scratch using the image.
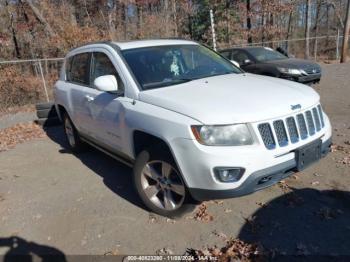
[54,40,332,217]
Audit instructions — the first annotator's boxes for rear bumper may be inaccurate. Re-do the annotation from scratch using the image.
[188,137,332,201]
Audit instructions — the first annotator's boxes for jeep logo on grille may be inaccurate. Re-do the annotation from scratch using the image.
[291,104,301,110]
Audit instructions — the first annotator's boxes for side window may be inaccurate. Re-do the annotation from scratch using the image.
[67,53,90,85]
[232,50,250,65]
[220,51,231,60]
[65,57,73,81]
[91,52,124,92]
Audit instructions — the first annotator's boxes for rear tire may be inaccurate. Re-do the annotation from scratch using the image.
[133,148,195,218]
[62,113,86,152]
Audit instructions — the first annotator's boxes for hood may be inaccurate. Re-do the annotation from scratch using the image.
[138,73,320,124]
[264,58,321,71]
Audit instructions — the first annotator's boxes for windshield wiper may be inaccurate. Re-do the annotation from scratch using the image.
[142,78,194,89]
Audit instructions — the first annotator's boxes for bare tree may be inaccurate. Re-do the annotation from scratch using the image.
[305,0,311,59]
[341,0,350,63]
[25,0,55,37]
[246,0,252,43]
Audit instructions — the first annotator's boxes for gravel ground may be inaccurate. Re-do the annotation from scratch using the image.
[0,63,349,258]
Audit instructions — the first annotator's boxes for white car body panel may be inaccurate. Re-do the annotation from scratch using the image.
[139,73,320,124]
[54,40,332,199]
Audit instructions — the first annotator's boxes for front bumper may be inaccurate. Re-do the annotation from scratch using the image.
[280,73,321,84]
[188,138,332,201]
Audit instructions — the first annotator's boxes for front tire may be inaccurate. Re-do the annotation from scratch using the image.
[62,113,86,152]
[133,148,194,218]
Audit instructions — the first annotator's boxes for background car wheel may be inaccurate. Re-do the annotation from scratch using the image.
[62,113,86,152]
[133,148,195,218]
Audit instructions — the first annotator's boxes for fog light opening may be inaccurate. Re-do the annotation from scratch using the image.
[214,167,245,183]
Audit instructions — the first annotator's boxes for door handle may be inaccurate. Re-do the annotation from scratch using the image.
[85,95,94,102]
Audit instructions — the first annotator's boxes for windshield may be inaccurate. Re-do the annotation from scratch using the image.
[121,45,242,90]
[247,47,288,62]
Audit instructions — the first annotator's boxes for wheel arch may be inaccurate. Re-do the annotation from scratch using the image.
[132,130,189,187]
[55,104,68,122]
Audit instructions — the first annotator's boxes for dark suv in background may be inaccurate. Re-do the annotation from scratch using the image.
[220,46,322,84]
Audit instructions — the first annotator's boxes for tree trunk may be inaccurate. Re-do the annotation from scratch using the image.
[285,11,293,51]
[173,0,178,37]
[341,0,350,63]
[25,0,55,37]
[164,0,169,36]
[5,0,21,58]
[246,0,252,43]
[304,0,311,59]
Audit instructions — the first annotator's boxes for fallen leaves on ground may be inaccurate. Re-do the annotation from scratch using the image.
[155,247,174,255]
[311,181,320,186]
[148,213,158,224]
[0,105,35,118]
[186,239,266,262]
[243,215,261,234]
[212,230,228,241]
[0,122,46,152]
[331,144,349,153]
[193,203,214,222]
[338,156,350,166]
[277,180,291,193]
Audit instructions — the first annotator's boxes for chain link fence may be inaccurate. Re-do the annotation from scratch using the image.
[0,58,63,114]
[0,35,348,114]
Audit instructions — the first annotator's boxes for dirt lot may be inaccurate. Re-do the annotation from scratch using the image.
[0,63,350,258]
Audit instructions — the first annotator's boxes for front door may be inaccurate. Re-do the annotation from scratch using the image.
[82,51,127,154]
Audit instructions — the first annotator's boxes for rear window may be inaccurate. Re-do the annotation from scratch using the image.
[66,53,90,85]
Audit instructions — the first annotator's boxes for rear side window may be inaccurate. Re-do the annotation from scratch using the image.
[220,51,231,59]
[66,53,90,85]
[231,50,250,65]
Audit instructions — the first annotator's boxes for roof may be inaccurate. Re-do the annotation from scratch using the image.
[113,39,198,50]
[67,39,199,57]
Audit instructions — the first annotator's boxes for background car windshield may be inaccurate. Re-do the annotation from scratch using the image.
[121,45,242,90]
[248,47,287,62]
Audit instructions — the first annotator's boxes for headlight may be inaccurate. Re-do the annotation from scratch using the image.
[191,124,254,146]
[277,67,302,75]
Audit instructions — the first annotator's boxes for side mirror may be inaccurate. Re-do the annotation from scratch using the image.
[242,59,253,66]
[230,60,240,68]
[94,75,118,93]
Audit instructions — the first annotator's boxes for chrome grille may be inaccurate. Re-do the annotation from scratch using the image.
[317,105,325,127]
[312,108,321,131]
[297,114,308,140]
[258,123,275,149]
[305,110,315,135]
[286,117,299,143]
[258,105,325,150]
[273,120,288,147]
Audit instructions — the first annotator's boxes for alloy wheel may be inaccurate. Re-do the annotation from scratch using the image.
[140,160,185,210]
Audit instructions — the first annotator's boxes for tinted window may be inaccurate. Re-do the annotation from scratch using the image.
[121,45,242,90]
[91,52,124,91]
[232,50,250,65]
[220,51,231,59]
[247,47,287,62]
[67,53,90,85]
